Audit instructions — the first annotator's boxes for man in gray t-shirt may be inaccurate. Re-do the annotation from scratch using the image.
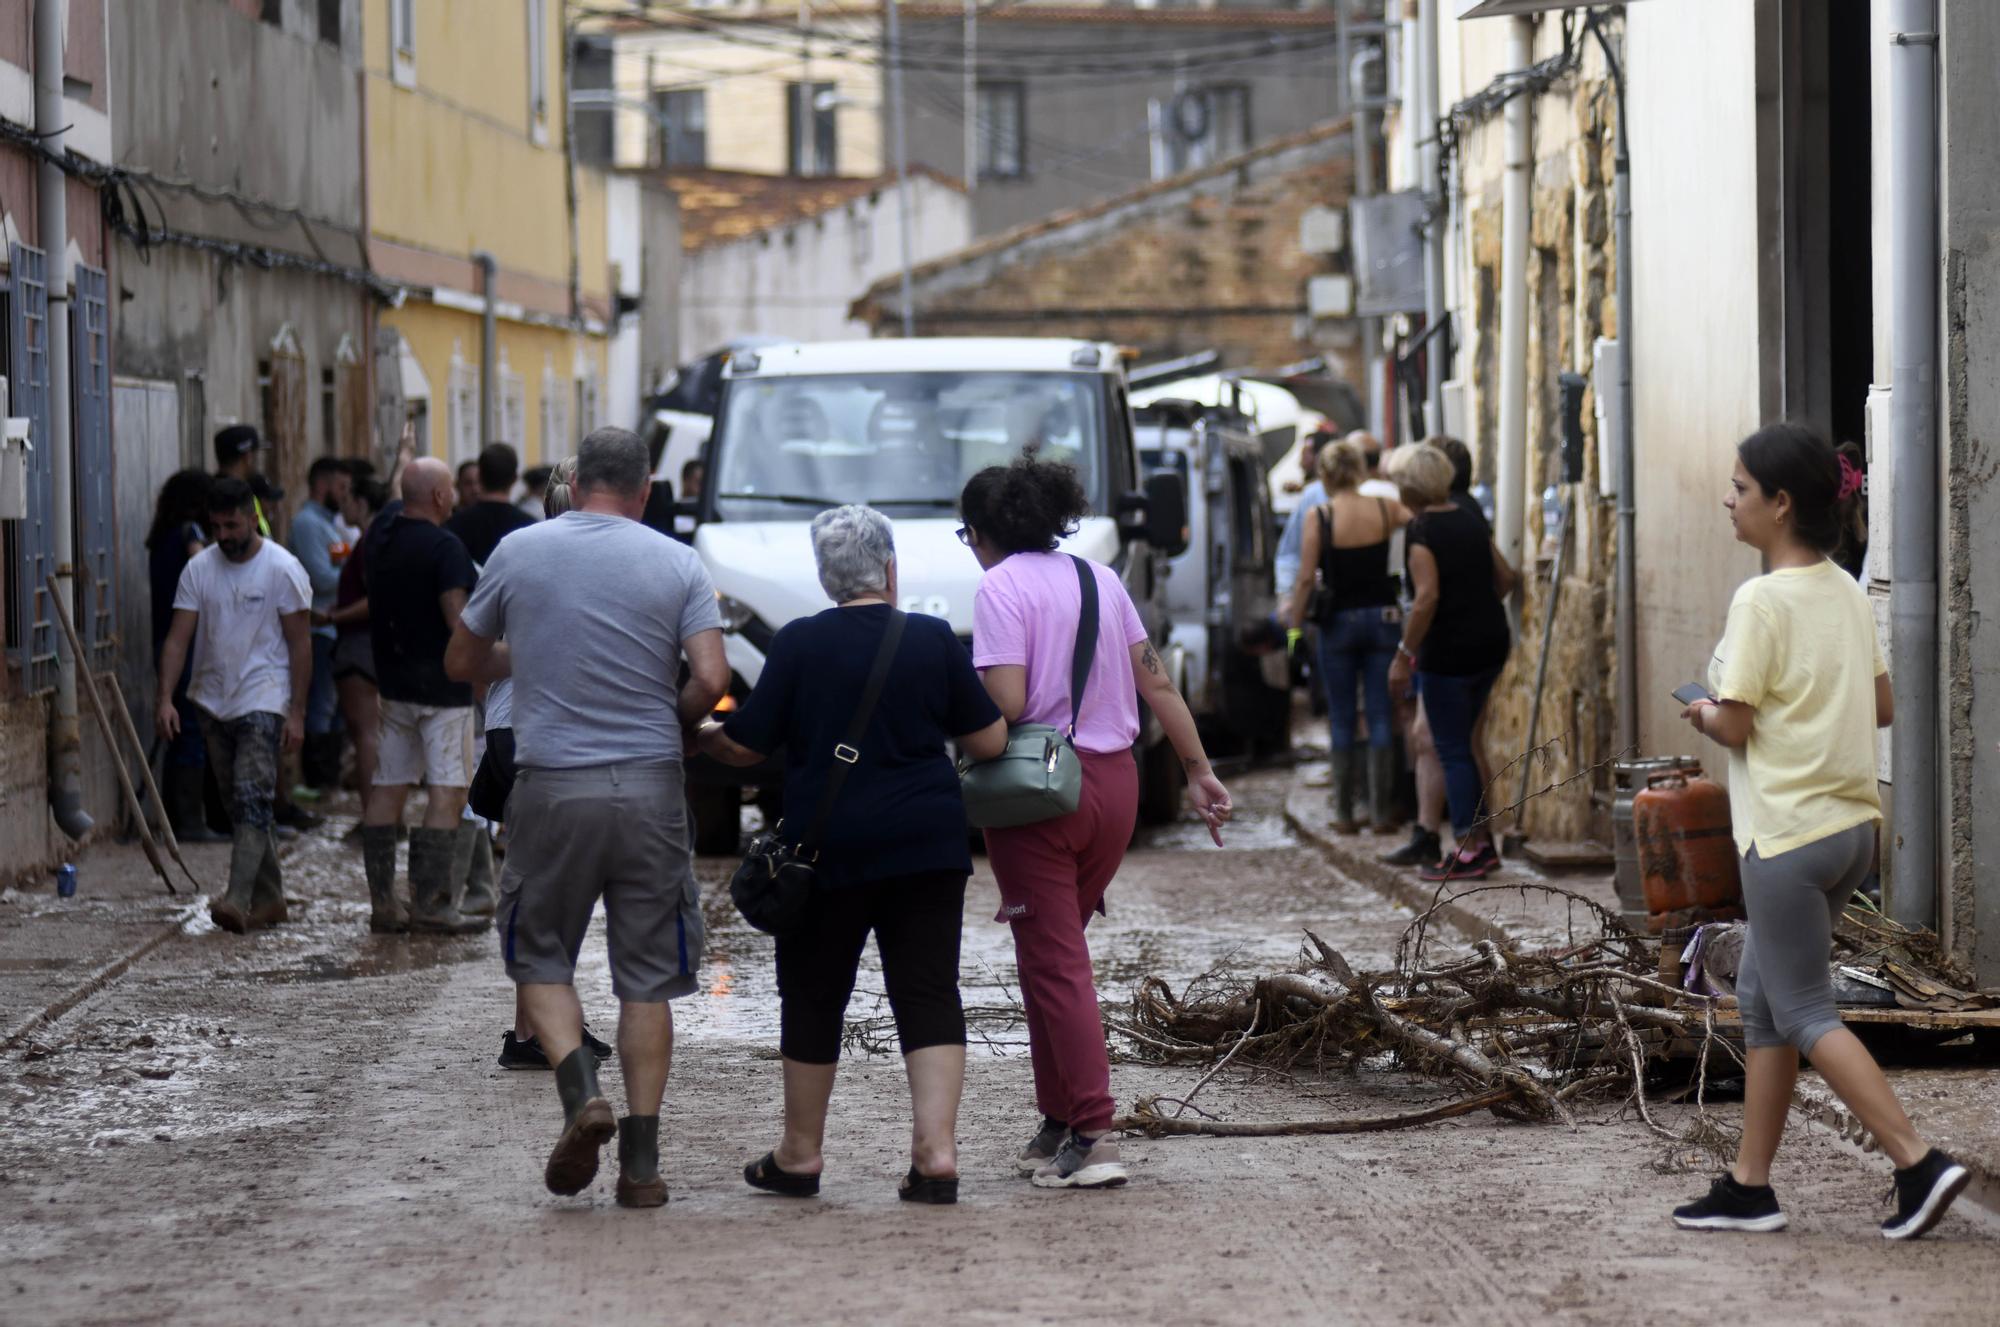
[447,427,727,1209]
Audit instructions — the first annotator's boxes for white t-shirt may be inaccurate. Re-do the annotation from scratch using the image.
[1359,476,1407,582]
[173,540,312,722]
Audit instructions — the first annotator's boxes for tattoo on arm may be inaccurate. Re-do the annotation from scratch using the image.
[1139,641,1161,676]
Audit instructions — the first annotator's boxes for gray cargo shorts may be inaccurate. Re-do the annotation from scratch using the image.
[498,763,704,1003]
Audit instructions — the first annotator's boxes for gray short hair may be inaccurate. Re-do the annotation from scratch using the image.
[810,505,895,603]
[575,427,649,498]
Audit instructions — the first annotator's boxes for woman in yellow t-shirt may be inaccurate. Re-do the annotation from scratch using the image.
[1670,422,1967,1241]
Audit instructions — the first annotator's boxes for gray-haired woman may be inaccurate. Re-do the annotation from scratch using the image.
[697,505,1006,1204]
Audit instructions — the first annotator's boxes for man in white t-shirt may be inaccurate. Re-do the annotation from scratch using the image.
[155,476,313,934]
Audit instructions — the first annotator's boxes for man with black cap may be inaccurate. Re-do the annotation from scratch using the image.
[213,424,283,538]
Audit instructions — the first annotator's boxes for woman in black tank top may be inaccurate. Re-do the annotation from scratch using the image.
[1283,439,1411,833]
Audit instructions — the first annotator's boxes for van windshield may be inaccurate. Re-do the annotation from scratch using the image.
[712,371,1106,519]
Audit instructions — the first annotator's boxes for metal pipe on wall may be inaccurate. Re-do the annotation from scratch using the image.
[1417,0,1445,435]
[1887,0,1939,930]
[472,251,498,448]
[1494,15,1532,576]
[887,0,915,337]
[34,0,90,840]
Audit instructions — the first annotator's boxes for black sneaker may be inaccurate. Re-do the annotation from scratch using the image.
[1672,1175,1788,1232]
[1882,1149,1970,1241]
[497,1030,552,1071]
[497,1027,615,1071]
[1380,826,1440,867]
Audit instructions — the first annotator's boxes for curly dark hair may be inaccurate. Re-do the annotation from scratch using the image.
[147,469,212,551]
[959,455,1091,554]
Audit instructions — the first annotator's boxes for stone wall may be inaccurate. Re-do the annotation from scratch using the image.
[1456,79,1621,843]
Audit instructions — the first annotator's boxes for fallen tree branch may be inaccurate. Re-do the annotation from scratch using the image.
[1116,1085,1524,1137]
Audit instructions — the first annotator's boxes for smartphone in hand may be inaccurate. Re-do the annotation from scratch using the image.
[1672,682,1713,707]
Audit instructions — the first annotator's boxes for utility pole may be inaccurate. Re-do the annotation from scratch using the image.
[963,0,978,191]
[798,0,812,174]
[888,0,915,336]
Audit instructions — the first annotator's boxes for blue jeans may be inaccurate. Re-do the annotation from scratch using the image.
[1417,665,1502,836]
[1318,606,1401,753]
[306,631,340,736]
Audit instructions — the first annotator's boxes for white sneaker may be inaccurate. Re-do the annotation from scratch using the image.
[1031,1132,1128,1189]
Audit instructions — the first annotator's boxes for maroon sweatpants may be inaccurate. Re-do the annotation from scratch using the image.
[983,748,1140,1137]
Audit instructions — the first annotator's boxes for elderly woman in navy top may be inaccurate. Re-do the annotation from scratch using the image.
[697,505,1006,1204]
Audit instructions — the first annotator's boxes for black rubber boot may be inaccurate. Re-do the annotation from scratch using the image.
[406,827,486,934]
[1329,748,1361,834]
[454,824,496,921]
[615,1115,668,1208]
[211,825,264,934]
[1367,747,1401,834]
[246,833,288,928]
[164,766,228,844]
[360,823,405,933]
[546,1047,616,1196]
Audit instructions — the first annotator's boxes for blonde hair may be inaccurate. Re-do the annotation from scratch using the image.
[1386,444,1454,508]
[544,456,580,517]
[1316,439,1367,493]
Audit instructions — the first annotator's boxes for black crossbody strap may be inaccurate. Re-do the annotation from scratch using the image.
[798,608,907,853]
[1067,555,1099,739]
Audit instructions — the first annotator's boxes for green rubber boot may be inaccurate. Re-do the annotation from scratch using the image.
[615,1115,667,1208]
[210,825,264,934]
[546,1047,615,1196]
[1329,747,1361,834]
[406,827,486,935]
[1367,746,1402,835]
[455,824,496,921]
[360,823,405,933]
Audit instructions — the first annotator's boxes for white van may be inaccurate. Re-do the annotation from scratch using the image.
[680,337,1190,851]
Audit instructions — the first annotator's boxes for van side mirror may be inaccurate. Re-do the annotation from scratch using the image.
[1143,471,1190,558]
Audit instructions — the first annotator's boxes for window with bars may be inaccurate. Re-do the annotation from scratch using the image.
[786,81,837,177]
[652,89,707,169]
[976,82,1026,180]
[318,0,342,46]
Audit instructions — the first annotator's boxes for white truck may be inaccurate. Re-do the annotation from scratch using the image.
[678,337,1193,853]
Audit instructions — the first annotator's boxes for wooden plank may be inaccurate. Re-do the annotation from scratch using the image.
[1519,840,1617,870]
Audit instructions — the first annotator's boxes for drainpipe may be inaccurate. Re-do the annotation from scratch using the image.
[1493,16,1532,579]
[472,250,497,446]
[1416,0,1445,433]
[1584,9,1637,755]
[1887,1,1939,931]
[35,0,90,840]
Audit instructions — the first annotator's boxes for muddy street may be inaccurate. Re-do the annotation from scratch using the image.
[4,767,1998,1326]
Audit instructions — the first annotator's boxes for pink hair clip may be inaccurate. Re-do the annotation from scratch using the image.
[1837,453,1866,501]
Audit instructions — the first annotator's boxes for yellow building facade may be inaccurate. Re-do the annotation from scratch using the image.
[366,0,614,466]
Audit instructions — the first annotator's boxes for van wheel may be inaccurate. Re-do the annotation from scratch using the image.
[687,784,744,856]
[1136,740,1182,826]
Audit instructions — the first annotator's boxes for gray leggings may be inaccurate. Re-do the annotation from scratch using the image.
[1736,822,1875,1055]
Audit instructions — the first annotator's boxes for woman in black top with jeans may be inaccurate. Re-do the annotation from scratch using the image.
[1386,444,1517,880]
[1284,439,1412,832]
[698,505,1006,1203]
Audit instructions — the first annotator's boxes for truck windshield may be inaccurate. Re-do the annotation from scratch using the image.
[712,371,1106,519]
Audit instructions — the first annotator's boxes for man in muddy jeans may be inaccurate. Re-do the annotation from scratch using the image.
[155,477,313,934]
[447,426,727,1208]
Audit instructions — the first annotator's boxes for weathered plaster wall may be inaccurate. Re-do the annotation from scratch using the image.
[1940,0,2000,982]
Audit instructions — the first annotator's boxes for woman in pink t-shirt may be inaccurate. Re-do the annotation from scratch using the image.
[960,457,1231,1190]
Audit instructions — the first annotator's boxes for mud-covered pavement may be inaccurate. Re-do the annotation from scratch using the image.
[5,769,1999,1326]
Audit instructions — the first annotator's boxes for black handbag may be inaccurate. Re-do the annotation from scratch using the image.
[728,609,908,936]
[1305,504,1337,625]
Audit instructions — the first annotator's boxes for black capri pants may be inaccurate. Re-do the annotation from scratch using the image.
[774,870,968,1065]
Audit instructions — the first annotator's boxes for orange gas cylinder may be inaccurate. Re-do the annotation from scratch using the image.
[1632,767,1742,915]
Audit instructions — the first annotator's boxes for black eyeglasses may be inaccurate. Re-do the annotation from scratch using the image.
[954,526,972,546]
